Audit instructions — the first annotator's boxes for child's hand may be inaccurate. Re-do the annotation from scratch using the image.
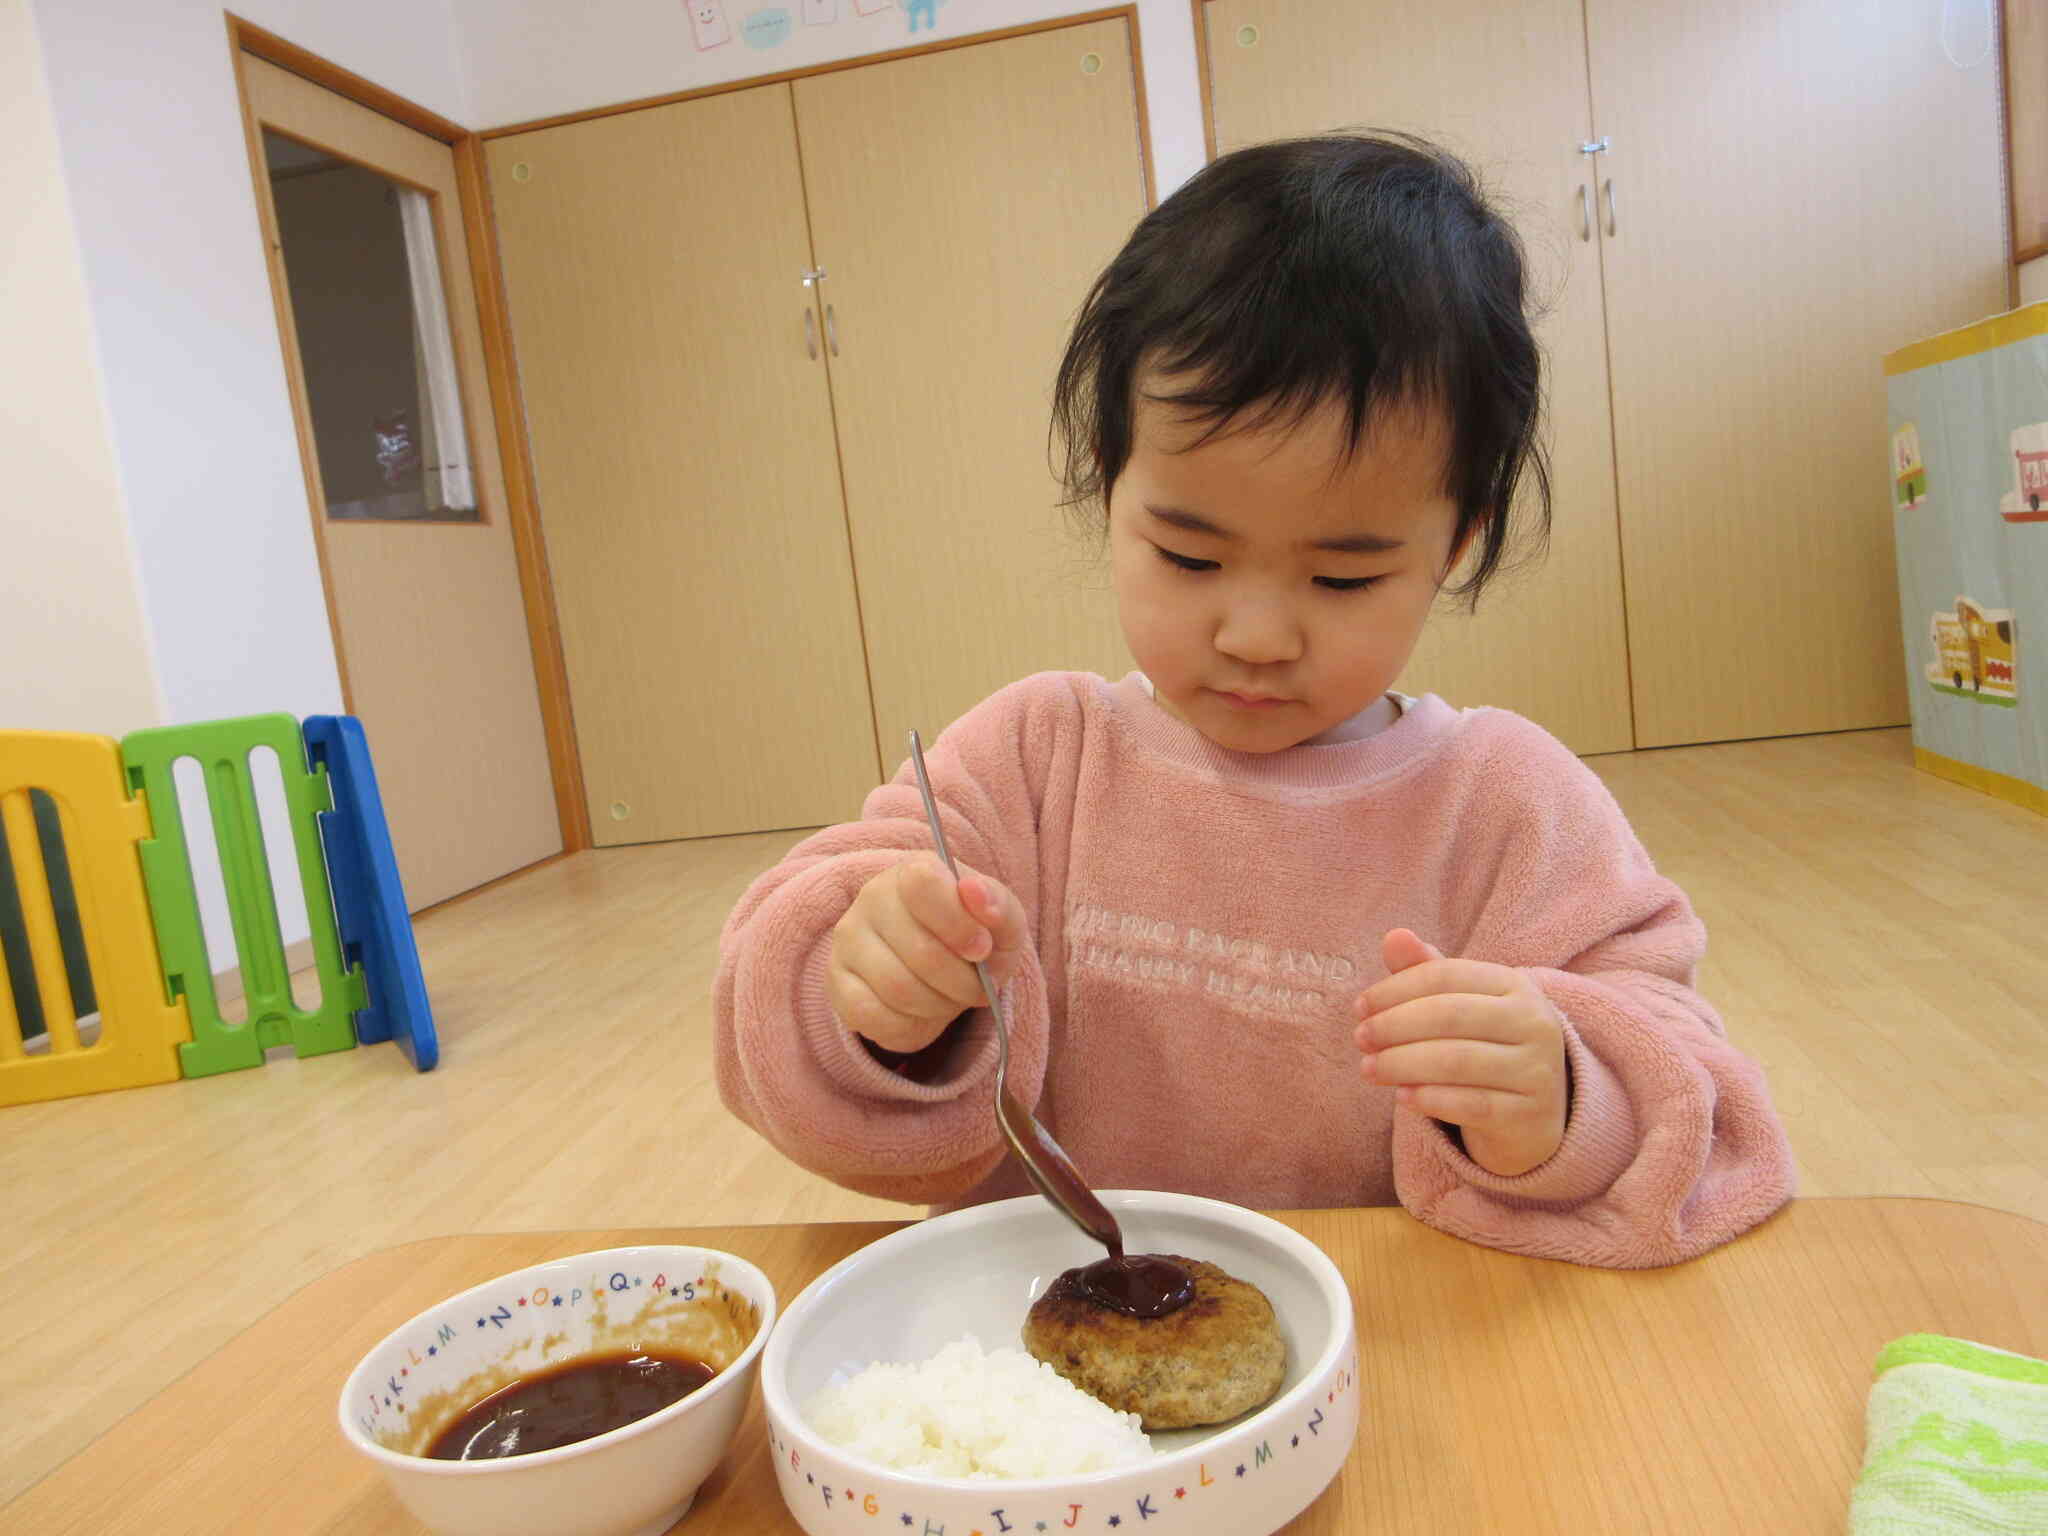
[1353,929,1568,1177]
[828,854,1028,1055]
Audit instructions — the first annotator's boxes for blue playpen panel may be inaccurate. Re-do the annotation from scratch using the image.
[302,715,437,1071]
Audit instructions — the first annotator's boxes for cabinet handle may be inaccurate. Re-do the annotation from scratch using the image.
[1578,184,1591,242]
[825,304,840,357]
[804,307,819,360]
[1604,178,1617,236]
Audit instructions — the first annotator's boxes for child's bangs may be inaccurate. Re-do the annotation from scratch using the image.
[1138,330,1449,476]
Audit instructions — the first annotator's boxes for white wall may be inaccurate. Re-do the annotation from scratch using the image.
[2,0,163,738]
[450,0,1210,199]
[2023,254,2047,307]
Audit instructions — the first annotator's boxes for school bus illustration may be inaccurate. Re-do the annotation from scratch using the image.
[1927,597,2017,702]
[2001,422,2048,523]
[1892,423,1926,510]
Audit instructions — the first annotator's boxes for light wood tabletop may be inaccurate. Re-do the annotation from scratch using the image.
[7,1197,2044,1534]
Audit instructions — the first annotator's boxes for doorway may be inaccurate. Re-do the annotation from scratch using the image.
[233,41,566,909]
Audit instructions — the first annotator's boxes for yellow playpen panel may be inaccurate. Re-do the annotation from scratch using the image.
[0,732,191,1105]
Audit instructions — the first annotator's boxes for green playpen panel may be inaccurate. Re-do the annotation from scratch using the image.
[121,715,364,1077]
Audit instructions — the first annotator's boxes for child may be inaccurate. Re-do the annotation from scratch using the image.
[715,133,1794,1268]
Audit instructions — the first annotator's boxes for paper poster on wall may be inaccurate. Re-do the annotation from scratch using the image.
[1892,423,1926,510]
[2000,422,2048,523]
[1926,597,2018,705]
[901,0,942,30]
[853,0,892,14]
[743,7,793,47]
[802,0,838,21]
[687,1,732,49]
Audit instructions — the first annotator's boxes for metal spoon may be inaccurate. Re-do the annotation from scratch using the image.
[906,729,1123,1254]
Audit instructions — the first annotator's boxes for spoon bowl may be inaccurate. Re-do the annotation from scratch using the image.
[906,729,1122,1253]
[1000,1087,1119,1248]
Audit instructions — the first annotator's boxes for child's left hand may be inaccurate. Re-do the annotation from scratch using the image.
[1353,929,1568,1177]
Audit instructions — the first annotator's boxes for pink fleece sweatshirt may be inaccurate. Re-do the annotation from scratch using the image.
[715,671,1795,1268]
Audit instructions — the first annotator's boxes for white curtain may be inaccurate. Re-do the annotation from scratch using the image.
[397,188,475,514]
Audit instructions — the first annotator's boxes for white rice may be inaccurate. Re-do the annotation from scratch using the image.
[803,1336,1154,1480]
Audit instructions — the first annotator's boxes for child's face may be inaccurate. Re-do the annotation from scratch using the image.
[1108,387,1460,753]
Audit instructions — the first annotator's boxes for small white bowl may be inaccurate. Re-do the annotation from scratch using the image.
[763,1192,1359,1536]
[338,1245,775,1536]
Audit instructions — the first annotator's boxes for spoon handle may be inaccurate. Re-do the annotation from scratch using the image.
[904,728,957,873]
[904,730,1122,1254]
[905,731,1011,1072]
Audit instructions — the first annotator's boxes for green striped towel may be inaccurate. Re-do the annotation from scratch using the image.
[1850,1334,2048,1534]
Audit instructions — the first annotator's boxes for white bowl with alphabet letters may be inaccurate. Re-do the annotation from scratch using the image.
[763,1192,1359,1536]
[338,1244,775,1536]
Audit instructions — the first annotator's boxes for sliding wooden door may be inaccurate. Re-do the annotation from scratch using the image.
[1201,0,1635,755]
[486,86,880,842]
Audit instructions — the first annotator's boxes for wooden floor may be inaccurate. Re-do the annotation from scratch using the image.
[3,725,2044,1507]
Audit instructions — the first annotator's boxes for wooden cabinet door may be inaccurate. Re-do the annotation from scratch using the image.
[1588,0,2008,746]
[792,18,1147,747]
[487,87,881,842]
[1201,0,1636,755]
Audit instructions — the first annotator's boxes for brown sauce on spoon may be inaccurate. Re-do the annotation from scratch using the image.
[1002,1091,1195,1318]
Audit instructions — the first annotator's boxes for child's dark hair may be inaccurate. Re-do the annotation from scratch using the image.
[1051,132,1549,602]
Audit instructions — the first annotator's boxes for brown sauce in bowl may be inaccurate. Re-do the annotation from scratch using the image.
[424,1351,715,1461]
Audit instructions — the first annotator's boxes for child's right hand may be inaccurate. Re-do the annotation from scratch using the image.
[827,853,1029,1055]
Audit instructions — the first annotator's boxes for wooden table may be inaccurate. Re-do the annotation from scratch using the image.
[7,1198,2044,1534]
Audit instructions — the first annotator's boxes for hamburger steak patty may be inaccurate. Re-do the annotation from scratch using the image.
[1021,1255,1286,1429]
